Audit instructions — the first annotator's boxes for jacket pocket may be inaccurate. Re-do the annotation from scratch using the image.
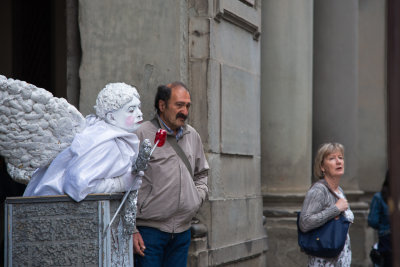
[179,175,202,221]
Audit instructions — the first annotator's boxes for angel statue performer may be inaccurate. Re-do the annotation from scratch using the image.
[0,75,146,203]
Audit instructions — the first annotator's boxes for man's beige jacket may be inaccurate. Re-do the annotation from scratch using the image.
[135,118,209,233]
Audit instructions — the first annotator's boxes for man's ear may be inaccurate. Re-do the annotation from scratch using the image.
[159,100,166,112]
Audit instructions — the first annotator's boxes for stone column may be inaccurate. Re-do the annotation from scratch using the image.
[261,1,313,266]
[261,0,313,195]
[358,1,387,265]
[358,0,387,193]
[314,2,374,265]
[313,0,359,190]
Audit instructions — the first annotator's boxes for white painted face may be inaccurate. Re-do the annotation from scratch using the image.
[107,96,143,132]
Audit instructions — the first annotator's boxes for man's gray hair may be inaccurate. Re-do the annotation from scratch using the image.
[95,82,140,119]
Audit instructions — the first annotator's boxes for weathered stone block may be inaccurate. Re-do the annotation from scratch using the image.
[189,17,210,59]
[211,18,260,74]
[206,59,221,153]
[78,0,186,118]
[221,64,260,156]
[209,197,265,247]
[265,217,308,267]
[188,59,209,142]
[207,154,260,199]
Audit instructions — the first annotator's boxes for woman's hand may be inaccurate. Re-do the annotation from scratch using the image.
[335,198,348,212]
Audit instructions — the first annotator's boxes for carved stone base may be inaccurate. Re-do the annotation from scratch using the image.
[4,194,133,267]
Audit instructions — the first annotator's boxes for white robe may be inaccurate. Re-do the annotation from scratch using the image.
[23,115,140,202]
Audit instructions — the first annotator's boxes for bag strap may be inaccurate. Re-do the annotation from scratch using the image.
[151,118,194,179]
[316,179,340,199]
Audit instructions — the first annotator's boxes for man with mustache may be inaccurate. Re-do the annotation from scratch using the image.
[133,82,209,267]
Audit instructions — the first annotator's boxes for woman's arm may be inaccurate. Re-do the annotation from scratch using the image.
[299,183,341,232]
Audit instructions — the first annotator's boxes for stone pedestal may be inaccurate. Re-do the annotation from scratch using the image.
[263,193,308,266]
[4,194,133,267]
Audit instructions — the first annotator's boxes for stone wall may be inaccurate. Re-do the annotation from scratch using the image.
[78,0,268,265]
[188,0,267,265]
[78,0,187,118]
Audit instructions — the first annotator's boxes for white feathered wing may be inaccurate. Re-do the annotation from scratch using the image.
[0,75,85,184]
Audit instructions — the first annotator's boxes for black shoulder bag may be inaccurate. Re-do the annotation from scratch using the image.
[297,180,351,258]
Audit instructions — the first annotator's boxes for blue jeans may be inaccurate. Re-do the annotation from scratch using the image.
[134,226,191,267]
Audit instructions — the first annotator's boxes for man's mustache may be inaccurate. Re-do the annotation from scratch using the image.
[176,113,187,120]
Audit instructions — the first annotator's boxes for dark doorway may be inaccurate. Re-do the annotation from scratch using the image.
[0,0,80,101]
[11,0,67,96]
[12,0,53,91]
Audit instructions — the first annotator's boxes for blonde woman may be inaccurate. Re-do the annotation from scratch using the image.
[299,143,354,266]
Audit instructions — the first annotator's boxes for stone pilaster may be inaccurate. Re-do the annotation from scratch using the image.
[357,0,387,193]
[313,2,377,265]
[313,0,359,189]
[261,0,313,265]
[188,0,267,266]
[261,0,313,194]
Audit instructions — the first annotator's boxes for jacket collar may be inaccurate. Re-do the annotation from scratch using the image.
[155,115,190,140]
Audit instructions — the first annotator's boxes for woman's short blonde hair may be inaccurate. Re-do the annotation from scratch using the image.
[313,142,345,179]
